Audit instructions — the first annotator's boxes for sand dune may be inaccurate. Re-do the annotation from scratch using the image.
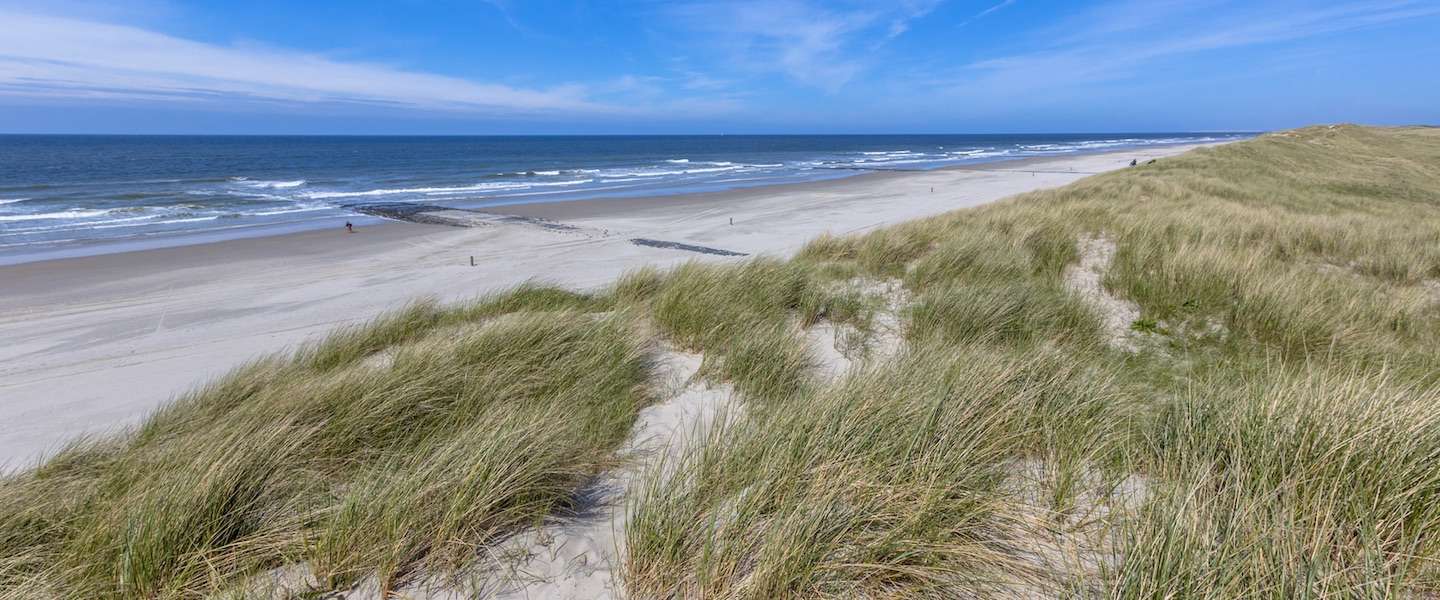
[0,144,1216,468]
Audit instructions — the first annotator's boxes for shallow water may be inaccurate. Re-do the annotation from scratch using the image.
[0,133,1247,261]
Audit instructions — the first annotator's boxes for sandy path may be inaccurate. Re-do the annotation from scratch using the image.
[480,348,732,600]
[0,144,1214,468]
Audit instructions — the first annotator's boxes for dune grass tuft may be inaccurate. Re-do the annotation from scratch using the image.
[0,295,648,598]
[624,343,1125,598]
[1116,364,1440,597]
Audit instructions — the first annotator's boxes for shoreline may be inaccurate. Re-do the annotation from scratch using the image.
[488,152,1095,221]
[0,152,1146,291]
[0,142,1224,469]
[0,147,1198,268]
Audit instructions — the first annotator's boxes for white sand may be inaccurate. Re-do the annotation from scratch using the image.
[469,283,910,599]
[804,277,909,381]
[1064,234,1143,352]
[480,348,735,600]
[0,144,1217,469]
[311,347,737,600]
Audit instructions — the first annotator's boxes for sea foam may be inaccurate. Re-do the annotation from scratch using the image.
[302,179,593,200]
[0,209,109,222]
[236,179,307,189]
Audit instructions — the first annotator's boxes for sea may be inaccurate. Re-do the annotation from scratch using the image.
[0,133,1248,263]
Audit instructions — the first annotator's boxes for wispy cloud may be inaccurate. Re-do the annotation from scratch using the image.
[0,10,610,115]
[883,0,948,39]
[477,0,564,43]
[947,0,1440,96]
[957,0,1016,28]
[660,0,944,91]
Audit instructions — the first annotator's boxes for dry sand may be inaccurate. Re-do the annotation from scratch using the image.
[1064,234,1143,352]
[0,144,1216,469]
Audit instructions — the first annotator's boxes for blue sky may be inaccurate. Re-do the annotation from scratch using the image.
[1,0,1437,134]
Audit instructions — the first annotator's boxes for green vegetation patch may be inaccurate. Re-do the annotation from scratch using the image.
[0,287,647,598]
[625,343,1124,598]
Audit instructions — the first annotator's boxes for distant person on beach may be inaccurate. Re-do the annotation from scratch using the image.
[1130,159,1137,166]
[345,221,354,233]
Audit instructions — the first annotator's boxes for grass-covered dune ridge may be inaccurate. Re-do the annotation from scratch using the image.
[0,293,650,597]
[803,125,1440,377]
[3,125,1440,598]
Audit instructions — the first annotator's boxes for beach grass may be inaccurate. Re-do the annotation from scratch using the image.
[0,286,647,598]
[623,342,1124,597]
[3,124,1440,598]
[625,124,1440,597]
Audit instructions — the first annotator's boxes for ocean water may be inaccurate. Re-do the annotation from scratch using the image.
[0,133,1247,262]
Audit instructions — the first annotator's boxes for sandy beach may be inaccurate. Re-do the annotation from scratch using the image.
[0,143,1215,468]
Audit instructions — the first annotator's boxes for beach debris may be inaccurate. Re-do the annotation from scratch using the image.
[349,202,461,225]
[349,203,605,236]
[629,238,747,256]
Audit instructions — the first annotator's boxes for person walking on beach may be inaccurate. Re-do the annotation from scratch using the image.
[345,221,354,233]
[1130,159,1138,167]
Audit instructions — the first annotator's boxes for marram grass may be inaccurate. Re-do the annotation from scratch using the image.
[0,288,648,598]
[4,125,1440,598]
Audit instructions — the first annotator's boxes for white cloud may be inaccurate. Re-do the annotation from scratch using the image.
[957,0,1016,28]
[0,10,610,115]
[661,0,944,91]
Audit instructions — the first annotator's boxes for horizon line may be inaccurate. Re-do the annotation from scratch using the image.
[0,130,1266,137]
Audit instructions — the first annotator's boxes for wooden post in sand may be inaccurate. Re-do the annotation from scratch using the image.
[470,256,475,267]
